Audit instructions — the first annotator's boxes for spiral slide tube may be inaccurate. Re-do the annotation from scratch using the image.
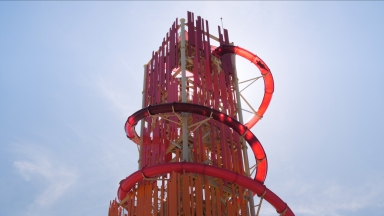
[111,10,296,215]
[213,45,274,129]
[118,162,293,216]
[120,45,294,215]
[125,102,267,183]
[128,44,274,144]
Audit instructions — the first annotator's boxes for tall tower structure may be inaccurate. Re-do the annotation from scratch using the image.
[109,12,294,216]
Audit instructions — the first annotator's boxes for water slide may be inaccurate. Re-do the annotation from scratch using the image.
[121,45,293,215]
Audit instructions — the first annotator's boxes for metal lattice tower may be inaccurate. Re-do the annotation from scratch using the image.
[109,11,294,216]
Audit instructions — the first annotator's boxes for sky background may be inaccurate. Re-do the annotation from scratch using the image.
[1,1,384,216]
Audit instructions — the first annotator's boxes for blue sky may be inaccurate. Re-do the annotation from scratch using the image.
[1,2,384,216]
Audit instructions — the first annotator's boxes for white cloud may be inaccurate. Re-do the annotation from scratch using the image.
[288,177,384,216]
[13,145,78,212]
[248,176,384,216]
[14,160,51,181]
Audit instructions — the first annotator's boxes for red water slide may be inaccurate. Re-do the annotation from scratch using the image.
[212,45,274,129]
[118,162,293,216]
[125,102,267,183]
[121,45,293,215]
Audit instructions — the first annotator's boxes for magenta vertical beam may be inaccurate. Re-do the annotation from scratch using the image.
[205,20,212,93]
[175,19,179,68]
[195,16,202,58]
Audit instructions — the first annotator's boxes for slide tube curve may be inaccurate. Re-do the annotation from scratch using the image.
[212,45,274,129]
[125,102,268,183]
[118,162,294,216]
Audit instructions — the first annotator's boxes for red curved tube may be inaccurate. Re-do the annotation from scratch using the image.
[118,162,294,216]
[125,102,267,183]
[212,45,274,129]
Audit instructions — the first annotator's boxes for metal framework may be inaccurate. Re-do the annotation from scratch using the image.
[108,11,294,216]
